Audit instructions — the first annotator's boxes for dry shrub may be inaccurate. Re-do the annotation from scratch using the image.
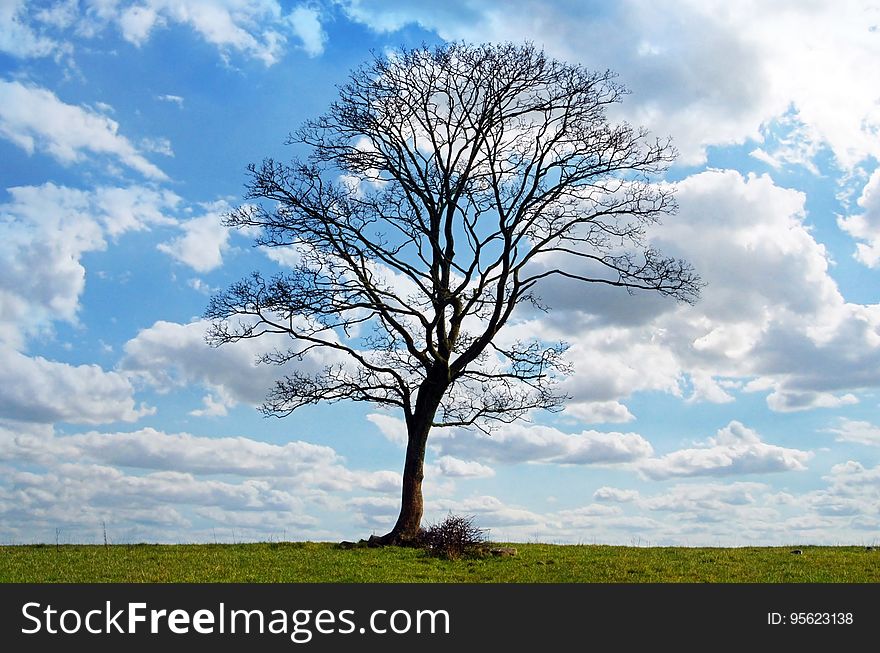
[419,514,487,560]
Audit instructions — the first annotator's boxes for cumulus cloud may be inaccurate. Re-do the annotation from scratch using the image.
[432,455,495,479]
[121,318,341,413]
[0,0,59,58]
[193,506,318,531]
[743,306,880,410]
[563,401,635,424]
[21,0,328,65]
[2,425,340,477]
[0,182,179,347]
[122,319,264,407]
[366,412,407,447]
[189,393,231,417]
[838,168,880,268]
[506,167,872,417]
[368,412,637,477]
[656,170,840,328]
[825,419,880,446]
[555,327,683,406]
[3,461,303,529]
[639,421,812,480]
[555,503,622,523]
[431,495,546,528]
[367,413,653,467]
[824,460,880,495]
[346,495,399,529]
[0,347,150,425]
[287,5,326,57]
[432,421,654,466]
[801,460,880,526]
[157,206,231,272]
[0,422,401,542]
[118,3,162,44]
[0,419,871,545]
[531,169,880,415]
[593,486,639,503]
[0,416,402,494]
[639,481,769,513]
[407,468,880,545]
[342,0,880,169]
[340,0,880,311]
[0,80,167,179]
[764,389,858,413]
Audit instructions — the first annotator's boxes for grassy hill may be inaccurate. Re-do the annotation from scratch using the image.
[2,542,877,583]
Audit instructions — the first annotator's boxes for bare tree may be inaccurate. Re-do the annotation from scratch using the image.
[206,42,700,545]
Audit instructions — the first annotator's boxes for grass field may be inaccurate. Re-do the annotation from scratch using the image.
[1,542,877,582]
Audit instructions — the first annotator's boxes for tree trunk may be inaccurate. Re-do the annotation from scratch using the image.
[373,371,447,546]
[383,428,428,545]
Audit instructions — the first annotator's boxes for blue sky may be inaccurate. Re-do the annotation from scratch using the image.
[2,0,880,546]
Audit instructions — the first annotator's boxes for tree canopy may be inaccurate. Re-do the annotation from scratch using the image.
[206,42,701,543]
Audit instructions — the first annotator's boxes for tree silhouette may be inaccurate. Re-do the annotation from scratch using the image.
[206,42,701,544]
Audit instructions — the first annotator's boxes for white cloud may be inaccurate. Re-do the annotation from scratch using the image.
[764,389,858,413]
[0,80,167,179]
[749,112,822,175]
[0,182,179,347]
[366,412,407,447]
[452,469,880,545]
[593,486,639,503]
[639,481,769,513]
[121,318,345,413]
[193,506,318,530]
[139,136,174,156]
[2,425,341,477]
[838,168,880,267]
[552,503,624,530]
[432,455,495,479]
[563,401,635,424]
[825,419,880,446]
[288,5,325,57]
[59,0,326,65]
[0,346,151,424]
[156,94,184,107]
[34,0,79,29]
[578,169,880,415]
[0,421,404,541]
[0,0,58,58]
[189,393,230,417]
[824,460,880,491]
[2,461,303,527]
[688,372,735,404]
[639,421,812,480]
[121,319,257,409]
[118,3,161,44]
[340,1,880,293]
[369,375,678,471]
[341,1,880,169]
[657,171,839,327]
[347,495,398,529]
[432,421,654,466]
[122,319,265,406]
[4,1,330,65]
[264,244,304,268]
[503,170,880,421]
[0,419,873,545]
[157,206,230,272]
[430,495,546,529]
[187,278,218,295]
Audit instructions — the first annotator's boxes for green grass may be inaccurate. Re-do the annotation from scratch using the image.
[1,543,878,582]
